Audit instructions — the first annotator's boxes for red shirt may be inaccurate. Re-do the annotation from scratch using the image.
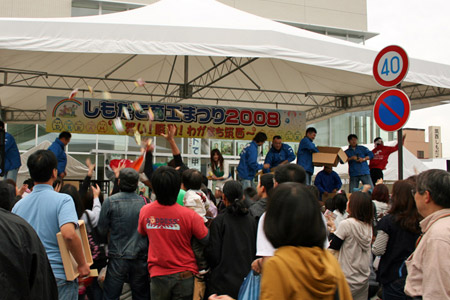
[370,144,398,170]
[138,201,208,277]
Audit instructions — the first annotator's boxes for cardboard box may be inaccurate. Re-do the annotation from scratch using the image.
[313,146,348,167]
[56,220,96,281]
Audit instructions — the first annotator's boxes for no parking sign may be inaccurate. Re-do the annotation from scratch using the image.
[373,89,411,132]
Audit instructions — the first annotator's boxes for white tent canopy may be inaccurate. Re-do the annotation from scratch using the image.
[1,0,450,122]
[17,140,89,185]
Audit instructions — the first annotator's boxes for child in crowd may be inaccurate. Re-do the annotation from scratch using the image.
[182,168,210,272]
[329,191,373,300]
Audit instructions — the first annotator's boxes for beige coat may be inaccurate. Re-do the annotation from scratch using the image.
[405,208,450,299]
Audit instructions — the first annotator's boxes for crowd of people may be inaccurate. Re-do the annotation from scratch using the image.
[1,124,449,300]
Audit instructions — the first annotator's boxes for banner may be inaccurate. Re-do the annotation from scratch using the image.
[46,96,306,142]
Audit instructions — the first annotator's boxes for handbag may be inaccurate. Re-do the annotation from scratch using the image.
[192,276,206,300]
[238,271,261,300]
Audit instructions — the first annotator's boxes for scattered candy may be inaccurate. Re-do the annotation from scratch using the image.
[102,91,112,100]
[134,129,141,145]
[174,108,184,118]
[122,107,131,120]
[69,88,78,99]
[147,108,154,121]
[113,118,125,133]
[134,78,145,87]
[132,102,143,113]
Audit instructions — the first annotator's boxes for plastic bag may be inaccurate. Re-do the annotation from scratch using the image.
[238,271,261,300]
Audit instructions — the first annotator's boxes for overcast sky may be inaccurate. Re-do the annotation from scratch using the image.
[366,0,450,157]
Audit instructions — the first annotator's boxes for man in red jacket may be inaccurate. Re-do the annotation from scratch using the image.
[369,135,405,184]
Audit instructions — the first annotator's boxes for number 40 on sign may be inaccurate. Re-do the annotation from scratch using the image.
[373,45,409,87]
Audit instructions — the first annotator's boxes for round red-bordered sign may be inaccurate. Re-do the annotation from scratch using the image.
[373,45,409,87]
[373,89,411,132]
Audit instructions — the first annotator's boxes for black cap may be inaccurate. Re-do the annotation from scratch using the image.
[119,168,139,192]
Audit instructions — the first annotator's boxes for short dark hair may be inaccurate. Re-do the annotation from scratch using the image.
[416,169,450,208]
[244,186,257,198]
[223,180,247,216]
[0,121,4,130]
[260,173,274,194]
[118,168,139,192]
[182,169,202,190]
[332,192,348,215]
[60,184,84,218]
[347,134,358,142]
[27,150,57,183]
[253,132,267,143]
[23,178,34,190]
[374,137,382,143]
[274,164,306,184]
[59,131,72,140]
[272,135,282,141]
[371,184,390,204]
[306,127,317,135]
[151,166,181,205]
[0,181,14,210]
[265,183,326,248]
[348,191,373,225]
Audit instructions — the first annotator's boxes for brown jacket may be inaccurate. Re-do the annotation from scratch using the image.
[260,246,352,300]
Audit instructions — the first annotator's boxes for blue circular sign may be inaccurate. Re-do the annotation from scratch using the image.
[373,89,411,132]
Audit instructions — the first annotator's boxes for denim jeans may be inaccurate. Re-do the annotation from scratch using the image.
[4,168,19,183]
[382,278,412,300]
[151,272,194,300]
[239,179,255,190]
[349,174,373,192]
[56,278,78,300]
[103,258,150,300]
[305,172,312,185]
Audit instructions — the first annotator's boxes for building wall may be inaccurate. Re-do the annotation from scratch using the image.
[0,0,71,17]
[0,0,368,32]
[403,128,429,159]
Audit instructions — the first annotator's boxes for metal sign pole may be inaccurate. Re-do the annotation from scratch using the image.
[398,128,403,180]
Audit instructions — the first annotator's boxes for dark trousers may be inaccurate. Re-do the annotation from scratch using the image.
[102,258,150,300]
[382,278,412,300]
[370,168,384,185]
[151,272,194,300]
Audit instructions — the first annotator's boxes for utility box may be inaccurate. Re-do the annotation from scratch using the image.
[313,147,348,167]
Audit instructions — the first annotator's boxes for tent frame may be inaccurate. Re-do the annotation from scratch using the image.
[2,59,450,123]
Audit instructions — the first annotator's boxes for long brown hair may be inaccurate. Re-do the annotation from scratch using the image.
[388,180,421,234]
[348,191,373,225]
[210,149,224,172]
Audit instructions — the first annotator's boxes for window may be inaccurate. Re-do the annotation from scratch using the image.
[417,151,425,159]
[71,0,143,17]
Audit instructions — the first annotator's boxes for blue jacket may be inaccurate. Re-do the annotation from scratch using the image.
[297,137,319,174]
[97,192,148,259]
[48,138,67,176]
[4,132,21,172]
[264,143,296,172]
[344,145,374,177]
[237,141,263,180]
[314,170,342,195]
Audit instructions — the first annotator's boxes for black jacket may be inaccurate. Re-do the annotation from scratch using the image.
[0,208,58,300]
[205,210,257,299]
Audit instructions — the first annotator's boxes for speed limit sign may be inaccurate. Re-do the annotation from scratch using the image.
[373,45,409,87]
